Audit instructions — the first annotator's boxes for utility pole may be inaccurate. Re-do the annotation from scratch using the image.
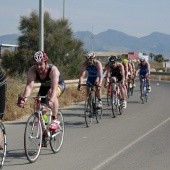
[39,0,44,51]
[63,0,65,19]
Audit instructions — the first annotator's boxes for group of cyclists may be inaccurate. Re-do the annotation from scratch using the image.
[78,51,151,110]
[1,50,151,139]
[0,50,151,168]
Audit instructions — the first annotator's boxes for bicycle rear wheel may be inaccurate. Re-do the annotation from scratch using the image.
[0,123,7,169]
[50,110,64,153]
[127,87,130,99]
[24,113,42,163]
[84,96,92,127]
[111,89,118,118]
[118,100,124,115]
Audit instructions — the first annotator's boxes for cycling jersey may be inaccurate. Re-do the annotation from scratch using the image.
[0,67,6,87]
[86,59,98,85]
[110,63,122,82]
[35,64,66,102]
[139,63,148,77]
[86,59,98,78]
[0,67,6,119]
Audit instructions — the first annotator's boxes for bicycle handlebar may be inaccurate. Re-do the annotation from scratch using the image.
[79,84,101,88]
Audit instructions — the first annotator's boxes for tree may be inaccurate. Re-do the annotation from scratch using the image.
[149,53,155,62]
[1,11,85,79]
[154,54,165,63]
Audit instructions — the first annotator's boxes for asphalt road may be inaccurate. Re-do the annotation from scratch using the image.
[3,80,170,170]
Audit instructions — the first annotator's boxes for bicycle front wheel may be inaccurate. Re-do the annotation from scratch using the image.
[84,96,92,127]
[107,85,111,106]
[0,123,7,169]
[112,93,118,118]
[24,113,42,163]
[96,106,102,123]
[50,110,64,153]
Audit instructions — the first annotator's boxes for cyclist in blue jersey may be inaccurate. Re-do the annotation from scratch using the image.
[78,52,103,108]
[136,57,151,98]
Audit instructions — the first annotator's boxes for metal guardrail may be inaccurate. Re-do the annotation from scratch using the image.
[150,71,170,76]
[32,72,170,92]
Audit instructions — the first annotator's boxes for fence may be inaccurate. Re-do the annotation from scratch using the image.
[32,72,170,92]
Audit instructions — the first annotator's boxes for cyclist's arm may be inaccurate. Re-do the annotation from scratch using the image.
[120,64,125,83]
[146,62,150,75]
[104,67,111,86]
[124,64,128,79]
[78,62,86,85]
[96,60,103,87]
[49,66,59,102]
[136,64,140,76]
[23,66,36,99]
[18,67,35,107]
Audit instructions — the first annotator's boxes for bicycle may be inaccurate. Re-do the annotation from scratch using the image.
[140,76,149,104]
[109,80,124,117]
[0,122,7,170]
[18,95,64,163]
[127,75,134,98]
[80,84,102,127]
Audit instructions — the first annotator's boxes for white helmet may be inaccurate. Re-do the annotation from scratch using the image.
[140,57,145,62]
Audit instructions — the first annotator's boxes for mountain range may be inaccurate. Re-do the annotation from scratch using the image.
[1,29,170,58]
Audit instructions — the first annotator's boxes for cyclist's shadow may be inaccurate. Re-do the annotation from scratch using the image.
[4,149,30,167]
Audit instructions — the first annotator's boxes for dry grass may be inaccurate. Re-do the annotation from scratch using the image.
[150,61,163,71]
[2,61,166,122]
[3,78,107,121]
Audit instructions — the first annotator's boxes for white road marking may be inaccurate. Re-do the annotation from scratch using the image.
[92,116,170,170]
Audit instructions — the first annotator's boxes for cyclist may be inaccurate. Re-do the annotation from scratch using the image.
[104,56,127,108]
[0,67,6,149]
[129,59,136,88]
[17,51,66,132]
[136,57,151,98]
[78,52,103,108]
[0,67,6,123]
[122,58,129,96]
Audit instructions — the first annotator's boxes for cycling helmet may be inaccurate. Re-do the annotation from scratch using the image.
[109,55,117,63]
[107,56,111,62]
[140,57,145,62]
[123,58,128,63]
[85,52,95,59]
[128,58,132,63]
[33,51,48,63]
[117,56,122,62]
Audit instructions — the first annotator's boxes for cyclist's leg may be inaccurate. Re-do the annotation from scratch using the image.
[94,77,102,108]
[146,74,151,92]
[48,82,66,131]
[139,72,144,98]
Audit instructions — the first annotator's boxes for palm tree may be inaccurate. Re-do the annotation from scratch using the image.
[149,53,155,62]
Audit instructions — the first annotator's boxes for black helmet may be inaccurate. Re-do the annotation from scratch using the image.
[109,56,117,63]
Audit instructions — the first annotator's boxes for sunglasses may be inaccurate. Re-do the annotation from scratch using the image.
[87,58,93,61]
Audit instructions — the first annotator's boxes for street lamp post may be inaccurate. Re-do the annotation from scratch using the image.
[63,0,65,19]
[39,0,44,51]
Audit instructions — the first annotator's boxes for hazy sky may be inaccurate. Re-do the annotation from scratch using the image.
[0,0,170,37]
